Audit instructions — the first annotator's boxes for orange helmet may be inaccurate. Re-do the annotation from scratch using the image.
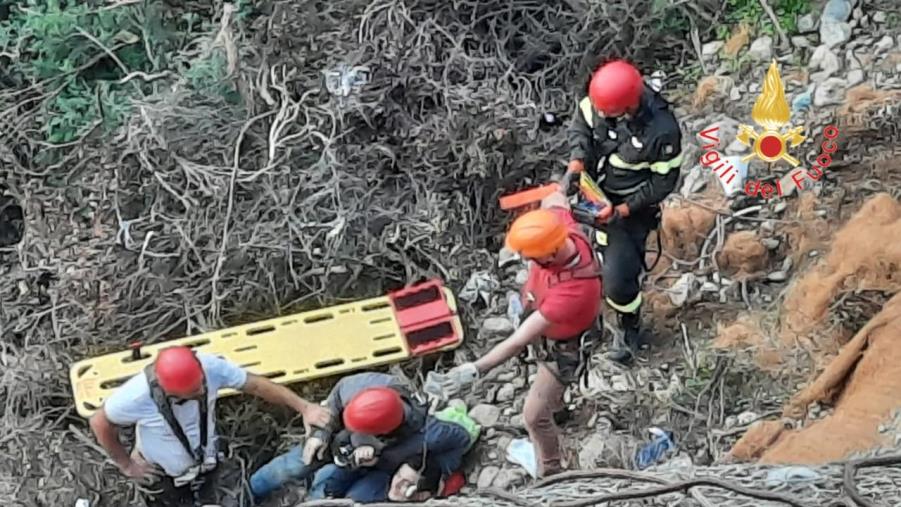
[505,209,568,258]
[588,60,644,117]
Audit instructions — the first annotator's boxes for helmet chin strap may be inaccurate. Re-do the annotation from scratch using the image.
[535,243,579,269]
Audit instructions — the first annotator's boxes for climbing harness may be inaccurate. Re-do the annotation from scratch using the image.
[145,363,218,504]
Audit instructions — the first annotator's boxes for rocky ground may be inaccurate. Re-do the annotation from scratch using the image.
[421,0,901,500]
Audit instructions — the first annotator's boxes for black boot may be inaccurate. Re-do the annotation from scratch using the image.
[606,311,640,364]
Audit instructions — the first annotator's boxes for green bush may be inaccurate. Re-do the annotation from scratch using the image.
[719,0,812,38]
[0,0,239,144]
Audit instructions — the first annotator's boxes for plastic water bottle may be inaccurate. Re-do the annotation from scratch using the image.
[507,292,524,328]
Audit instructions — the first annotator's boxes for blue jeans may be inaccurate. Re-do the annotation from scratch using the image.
[419,419,470,479]
[250,420,470,503]
[309,464,391,503]
[249,445,313,502]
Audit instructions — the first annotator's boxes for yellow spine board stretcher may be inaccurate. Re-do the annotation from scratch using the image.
[70,279,464,418]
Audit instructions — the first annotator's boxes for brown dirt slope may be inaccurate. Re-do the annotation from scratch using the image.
[730,291,901,464]
[780,193,901,353]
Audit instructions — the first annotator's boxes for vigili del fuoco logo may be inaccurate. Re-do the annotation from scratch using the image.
[736,61,806,166]
[699,60,840,199]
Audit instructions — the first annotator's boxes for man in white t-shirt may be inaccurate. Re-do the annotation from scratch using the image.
[89,345,330,507]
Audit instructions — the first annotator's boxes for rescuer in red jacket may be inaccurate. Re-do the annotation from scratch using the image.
[430,190,603,478]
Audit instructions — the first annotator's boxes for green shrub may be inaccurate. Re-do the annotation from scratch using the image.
[721,0,812,38]
[0,0,238,144]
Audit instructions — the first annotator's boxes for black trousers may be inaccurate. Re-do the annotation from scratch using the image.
[144,461,250,507]
[596,206,659,313]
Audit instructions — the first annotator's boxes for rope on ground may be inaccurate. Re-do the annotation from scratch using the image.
[531,468,809,507]
[293,487,535,507]
[551,477,811,507]
[843,453,901,507]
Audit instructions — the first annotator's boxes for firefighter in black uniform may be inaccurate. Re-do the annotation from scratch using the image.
[566,59,684,364]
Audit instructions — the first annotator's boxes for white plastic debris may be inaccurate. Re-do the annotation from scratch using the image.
[506,438,538,478]
[717,156,749,197]
[323,63,370,97]
[506,291,524,328]
[458,271,499,306]
[649,70,666,92]
[668,273,698,307]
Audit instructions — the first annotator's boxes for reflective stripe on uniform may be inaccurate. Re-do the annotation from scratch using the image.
[606,293,642,313]
[609,153,684,175]
[594,230,608,247]
[579,97,594,128]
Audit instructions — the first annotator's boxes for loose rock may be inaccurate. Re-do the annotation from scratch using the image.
[514,269,529,285]
[611,375,631,392]
[873,12,886,24]
[773,202,788,214]
[791,36,813,49]
[702,40,724,56]
[875,35,894,54]
[810,45,841,77]
[767,271,788,282]
[470,404,501,427]
[680,165,707,198]
[725,139,748,155]
[477,466,500,489]
[696,116,740,147]
[737,411,759,426]
[798,14,816,31]
[782,256,793,272]
[762,238,781,250]
[701,281,719,293]
[813,78,847,106]
[749,35,774,61]
[493,469,526,489]
[847,69,864,87]
[498,247,520,268]
[780,171,801,197]
[497,383,516,402]
[820,20,852,48]
[578,433,610,469]
[481,317,514,339]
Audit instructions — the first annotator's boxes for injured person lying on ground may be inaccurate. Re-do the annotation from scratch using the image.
[250,371,477,503]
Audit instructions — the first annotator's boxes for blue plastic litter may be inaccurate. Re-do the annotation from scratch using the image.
[792,91,812,113]
[822,0,852,23]
[634,428,677,470]
[507,292,524,328]
[506,438,538,478]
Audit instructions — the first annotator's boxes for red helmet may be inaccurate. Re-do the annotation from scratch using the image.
[154,346,203,397]
[588,60,644,117]
[342,387,404,435]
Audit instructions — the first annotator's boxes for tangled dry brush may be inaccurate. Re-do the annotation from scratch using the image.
[0,1,716,505]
